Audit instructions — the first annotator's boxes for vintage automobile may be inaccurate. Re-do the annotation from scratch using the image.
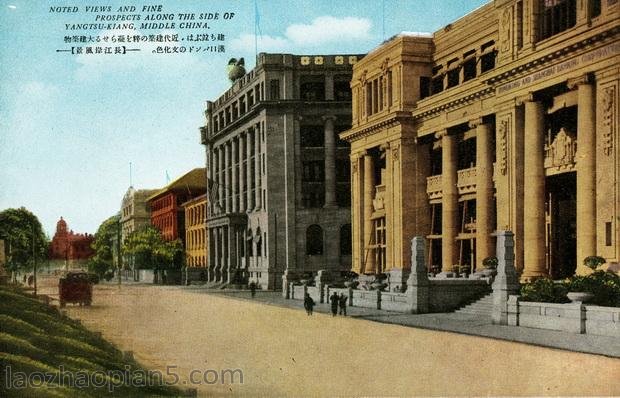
[58,271,93,307]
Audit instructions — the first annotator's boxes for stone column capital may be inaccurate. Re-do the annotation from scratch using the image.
[567,73,593,90]
[516,92,535,106]
[434,129,448,139]
[322,114,337,122]
[468,117,484,129]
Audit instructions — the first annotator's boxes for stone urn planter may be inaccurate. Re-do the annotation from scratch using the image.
[567,292,594,303]
[344,280,358,289]
[370,281,387,291]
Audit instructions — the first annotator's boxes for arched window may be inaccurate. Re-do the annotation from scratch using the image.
[340,224,352,256]
[306,224,324,255]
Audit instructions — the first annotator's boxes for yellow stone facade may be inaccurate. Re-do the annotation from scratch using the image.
[342,0,619,280]
[182,194,208,268]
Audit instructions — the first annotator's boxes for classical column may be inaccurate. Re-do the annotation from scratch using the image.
[246,129,254,210]
[231,138,238,213]
[570,76,597,271]
[522,97,547,281]
[224,142,231,213]
[254,124,262,210]
[474,120,495,272]
[323,115,337,207]
[217,146,224,211]
[238,133,246,212]
[440,130,458,273]
[363,153,376,274]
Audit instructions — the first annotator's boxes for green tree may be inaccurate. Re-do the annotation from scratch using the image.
[123,226,183,271]
[0,207,49,274]
[87,215,119,278]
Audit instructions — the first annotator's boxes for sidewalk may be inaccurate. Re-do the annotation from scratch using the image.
[184,287,620,359]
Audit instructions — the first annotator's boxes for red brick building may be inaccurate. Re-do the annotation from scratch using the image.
[49,217,95,260]
[147,168,207,242]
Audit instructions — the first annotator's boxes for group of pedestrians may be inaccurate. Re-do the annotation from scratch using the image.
[303,292,348,316]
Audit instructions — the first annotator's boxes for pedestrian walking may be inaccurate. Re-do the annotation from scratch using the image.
[249,281,256,298]
[330,292,339,316]
[338,293,347,316]
[303,293,315,316]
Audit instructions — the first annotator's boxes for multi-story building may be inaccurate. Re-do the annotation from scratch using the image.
[201,53,363,289]
[182,194,208,281]
[49,217,94,266]
[120,186,158,279]
[121,186,158,242]
[342,0,619,287]
[146,168,207,243]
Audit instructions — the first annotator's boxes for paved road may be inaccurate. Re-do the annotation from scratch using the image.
[40,278,620,397]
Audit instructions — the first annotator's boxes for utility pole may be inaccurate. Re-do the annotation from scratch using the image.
[32,223,37,296]
[117,218,122,287]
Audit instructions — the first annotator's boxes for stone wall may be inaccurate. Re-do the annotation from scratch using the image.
[507,295,620,338]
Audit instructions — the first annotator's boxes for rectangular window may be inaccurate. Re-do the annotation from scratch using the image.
[334,76,352,101]
[539,0,576,41]
[462,58,477,82]
[270,79,280,100]
[606,222,612,246]
[420,76,431,99]
[300,125,324,147]
[431,75,444,94]
[516,1,524,49]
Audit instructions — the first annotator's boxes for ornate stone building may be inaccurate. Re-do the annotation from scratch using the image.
[121,186,158,242]
[342,0,619,285]
[120,186,158,278]
[201,53,362,289]
[182,194,208,281]
[49,217,94,263]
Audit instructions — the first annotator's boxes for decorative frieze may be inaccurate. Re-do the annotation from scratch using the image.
[602,86,615,156]
[497,118,509,175]
[544,128,577,173]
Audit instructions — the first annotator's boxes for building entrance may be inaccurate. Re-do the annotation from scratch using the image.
[545,172,576,279]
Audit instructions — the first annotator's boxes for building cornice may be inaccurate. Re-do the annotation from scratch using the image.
[341,111,413,142]
[483,25,619,85]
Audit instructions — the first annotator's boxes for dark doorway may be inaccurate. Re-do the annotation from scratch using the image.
[545,172,576,279]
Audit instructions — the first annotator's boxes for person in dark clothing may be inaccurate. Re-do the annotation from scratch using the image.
[249,281,256,298]
[303,293,315,316]
[338,293,347,316]
[330,292,339,316]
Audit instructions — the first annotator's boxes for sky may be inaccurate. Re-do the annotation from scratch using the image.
[0,0,487,237]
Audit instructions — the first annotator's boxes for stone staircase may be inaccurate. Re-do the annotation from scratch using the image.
[454,293,494,317]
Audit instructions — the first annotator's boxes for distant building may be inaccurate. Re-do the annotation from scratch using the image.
[146,168,207,243]
[49,217,94,263]
[121,186,158,242]
[201,52,362,289]
[181,194,208,282]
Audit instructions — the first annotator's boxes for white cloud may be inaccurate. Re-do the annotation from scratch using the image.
[286,16,371,46]
[229,33,290,53]
[230,15,372,54]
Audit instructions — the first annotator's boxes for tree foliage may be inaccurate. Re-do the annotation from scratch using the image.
[87,215,120,277]
[0,207,48,272]
[123,226,183,270]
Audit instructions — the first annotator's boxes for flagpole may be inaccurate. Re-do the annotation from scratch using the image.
[254,0,258,65]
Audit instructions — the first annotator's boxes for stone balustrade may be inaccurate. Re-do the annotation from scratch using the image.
[457,166,477,194]
[426,175,442,199]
